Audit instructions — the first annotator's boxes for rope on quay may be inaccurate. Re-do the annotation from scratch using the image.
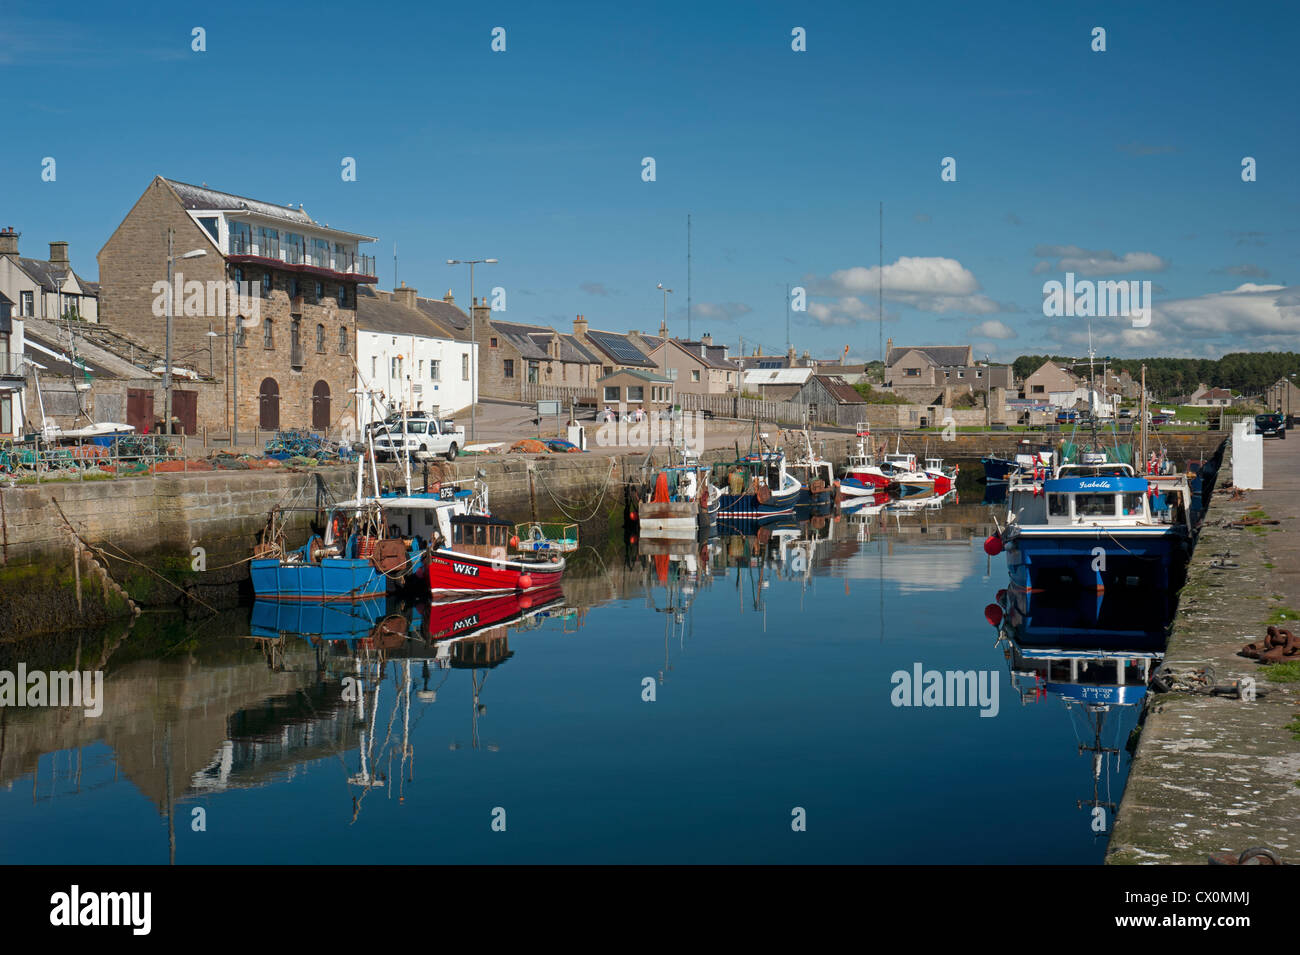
[48,495,218,616]
[534,457,618,524]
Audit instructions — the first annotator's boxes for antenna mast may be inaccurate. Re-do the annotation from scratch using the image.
[686,213,692,340]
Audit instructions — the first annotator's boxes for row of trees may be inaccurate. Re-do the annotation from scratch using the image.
[1011,353,1300,399]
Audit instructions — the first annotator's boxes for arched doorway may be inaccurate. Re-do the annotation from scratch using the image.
[258,377,280,430]
[311,380,331,430]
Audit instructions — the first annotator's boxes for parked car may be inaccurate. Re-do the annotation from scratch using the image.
[372,416,465,460]
[1255,412,1287,439]
[1119,409,1133,419]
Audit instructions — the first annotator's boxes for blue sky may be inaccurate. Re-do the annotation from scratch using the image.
[3,0,1297,362]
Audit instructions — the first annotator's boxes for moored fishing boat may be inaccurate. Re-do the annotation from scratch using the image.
[922,456,958,494]
[631,461,719,539]
[426,513,566,595]
[712,448,802,526]
[782,429,838,507]
[993,460,1193,593]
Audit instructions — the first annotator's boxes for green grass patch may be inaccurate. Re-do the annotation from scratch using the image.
[1285,715,1300,742]
[1265,661,1300,683]
[1263,607,1300,626]
[1265,562,1276,569]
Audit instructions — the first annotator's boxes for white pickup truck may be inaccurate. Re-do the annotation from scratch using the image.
[372,417,465,461]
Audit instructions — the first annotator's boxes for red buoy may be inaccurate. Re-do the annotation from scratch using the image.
[510,535,520,548]
[983,534,1003,556]
[517,573,533,590]
[629,511,638,522]
[984,603,1004,627]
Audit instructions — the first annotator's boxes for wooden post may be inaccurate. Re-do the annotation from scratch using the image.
[73,539,83,614]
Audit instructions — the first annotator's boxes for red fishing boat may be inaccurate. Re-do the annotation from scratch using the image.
[421,585,566,642]
[426,513,566,595]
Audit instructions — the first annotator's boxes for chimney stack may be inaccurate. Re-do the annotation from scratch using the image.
[573,314,588,338]
[701,333,713,347]
[49,241,69,270]
[0,227,19,257]
[472,296,491,327]
[442,289,455,305]
[394,281,417,310]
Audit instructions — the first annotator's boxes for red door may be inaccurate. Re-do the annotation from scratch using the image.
[126,389,154,433]
[311,380,331,430]
[172,390,198,435]
[259,378,280,430]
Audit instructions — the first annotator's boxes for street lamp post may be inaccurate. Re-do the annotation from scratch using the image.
[447,257,497,443]
[656,283,673,380]
[163,230,207,435]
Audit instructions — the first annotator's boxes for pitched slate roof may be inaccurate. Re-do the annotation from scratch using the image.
[886,345,973,367]
[23,316,158,380]
[6,256,97,295]
[162,177,377,240]
[357,286,467,340]
[415,298,470,333]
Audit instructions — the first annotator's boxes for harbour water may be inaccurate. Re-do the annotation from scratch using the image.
[0,484,1157,865]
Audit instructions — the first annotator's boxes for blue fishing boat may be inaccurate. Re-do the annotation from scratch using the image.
[712,450,802,524]
[996,462,1193,593]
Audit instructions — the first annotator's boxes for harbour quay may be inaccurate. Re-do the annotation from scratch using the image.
[1107,434,1300,864]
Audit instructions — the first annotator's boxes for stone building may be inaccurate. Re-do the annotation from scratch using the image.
[641,336,739,395]
[0,228,100,323]
[475,310,601,400]
[97,177,377,434]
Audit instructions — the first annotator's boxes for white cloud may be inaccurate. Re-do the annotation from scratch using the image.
[808,256,1001,314]
[1034,244,1169,276]
[970,320,1017,340]
[1046,283,1300,354]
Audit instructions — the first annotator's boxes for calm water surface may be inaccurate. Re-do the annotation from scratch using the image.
[0,494,1154,864]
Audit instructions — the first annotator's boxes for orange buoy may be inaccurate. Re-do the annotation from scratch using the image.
[518,573,533,590]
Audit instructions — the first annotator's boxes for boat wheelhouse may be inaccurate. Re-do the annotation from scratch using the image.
[427,513,566,595]
[633,463,718,539]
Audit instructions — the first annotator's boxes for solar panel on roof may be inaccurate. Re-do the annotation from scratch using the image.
[587,330,650,365]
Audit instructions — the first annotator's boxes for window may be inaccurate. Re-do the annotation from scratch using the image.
[257,226,280,259]
[431,360,441,381]
[338,326,348,354]
[234,317,247,348]
[263,320,274,348]
[667,367,678,380]
[315,281,324,302]
[1075,494,1116,518]
[502,359,513,379]
[20,291,33,316]
[957,371,965,379]
[1048,494,1069,517]
[229,221,252,254]
[0,393,10,434]
[233,266,245,287]
[316,323,325,352]
[490,337,498,348]
[406,420,427,434]
[311,238,330,267]
[905,368,920,377]
[604,386,620,403]
[462,354,470,380]
[1122,493,1145,517]
[284,233,305,264]
[691,370,700,382]
[337,285,347,306]
[1031,384,1045,394]
[527,362,538,383]
[976,371,983,379]
[628,386,644,402]
[289,278,300,300]
[262,272,273,296]
[198,216,218,242]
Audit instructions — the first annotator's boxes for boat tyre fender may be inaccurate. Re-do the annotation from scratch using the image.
[755,483,772,505]
[308,535,327,564]
[810,478,826,496]
[699,484,709,511]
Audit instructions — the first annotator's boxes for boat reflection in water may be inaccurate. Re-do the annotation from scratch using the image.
[988,584,1164,837]
[223,590,573,819]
